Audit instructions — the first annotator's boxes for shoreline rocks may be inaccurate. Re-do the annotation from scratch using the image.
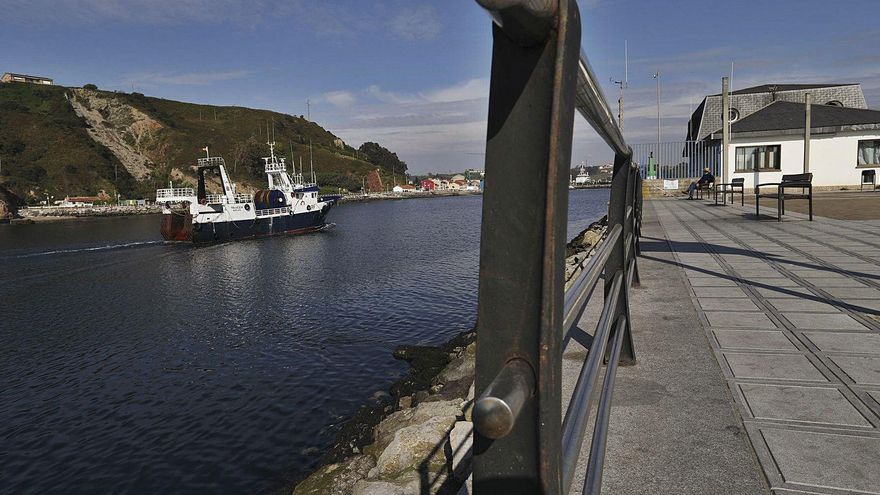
[294,330,476,495]
[18,205,162,221]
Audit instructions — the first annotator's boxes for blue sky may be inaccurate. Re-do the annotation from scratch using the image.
[2,0,879,174]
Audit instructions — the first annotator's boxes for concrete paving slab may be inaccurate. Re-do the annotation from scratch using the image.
[700,298,762,312]
[706,311,777,329]
[689,277,739,287]
[848,299,880,313]
[829,355,880,385]
[760,428,880,493]
[739,278,801,288]
[754,286,815,298]
[824,287,880,299]
[723,353,827,382]
[782,313,868,330]
[803,277,870,288]
[803,332,880,353]
[713,330,797,351]
[767,299,841,313]
[739,384,870,426]
[696,287,751,298]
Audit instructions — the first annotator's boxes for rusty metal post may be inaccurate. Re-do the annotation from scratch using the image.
[472,0,581,492]
[604,152,636,365]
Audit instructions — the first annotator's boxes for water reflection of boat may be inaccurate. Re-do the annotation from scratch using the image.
[155,142,339,243]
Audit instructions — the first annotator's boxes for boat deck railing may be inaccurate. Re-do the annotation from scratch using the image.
[472,1,642,493]
[204,193,253,205]
[156,188,196,200]
[265,162,286,173]
[255,206,290,217]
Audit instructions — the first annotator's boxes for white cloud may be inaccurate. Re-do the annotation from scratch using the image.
[323,90,356,107]
[388,5,442,41]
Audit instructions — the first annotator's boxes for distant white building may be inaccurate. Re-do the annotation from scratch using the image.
[710,101,880,188]
[1,73,53,85]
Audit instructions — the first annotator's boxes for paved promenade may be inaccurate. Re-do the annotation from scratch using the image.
[651,198,880,494]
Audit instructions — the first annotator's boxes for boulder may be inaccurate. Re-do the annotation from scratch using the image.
[445,422,473,482]
[352,480,407,495]
[374,400,462,454]
[293,454,376,495]
[376,415,456,478]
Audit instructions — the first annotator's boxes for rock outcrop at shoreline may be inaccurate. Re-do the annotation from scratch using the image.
[19,205,162,220]
[294,331,476,495]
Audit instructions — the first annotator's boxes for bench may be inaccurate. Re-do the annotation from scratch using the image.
[755,173,813,221]
[861,169,877,191]
[695,180,714,199]
[714,177,744,206]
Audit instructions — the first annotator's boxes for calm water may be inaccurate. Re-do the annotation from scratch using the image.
[0,189,608,493]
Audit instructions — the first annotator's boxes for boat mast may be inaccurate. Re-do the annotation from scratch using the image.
[309,140,315,184]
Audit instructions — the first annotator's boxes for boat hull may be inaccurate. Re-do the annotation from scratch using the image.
[161,209,331,243]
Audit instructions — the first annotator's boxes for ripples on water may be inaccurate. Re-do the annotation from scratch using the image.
[0,189,608,493]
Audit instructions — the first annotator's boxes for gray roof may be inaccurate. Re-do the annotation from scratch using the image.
[710,83,855,97]
[730,101,880,133]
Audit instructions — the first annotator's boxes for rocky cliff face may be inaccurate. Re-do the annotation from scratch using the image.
[67,89,163,181]
[0,184,22,219]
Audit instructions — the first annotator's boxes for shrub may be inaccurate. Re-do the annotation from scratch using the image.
[83,84,98,90]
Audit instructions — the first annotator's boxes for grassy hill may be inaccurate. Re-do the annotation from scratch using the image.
[0,83,400,202]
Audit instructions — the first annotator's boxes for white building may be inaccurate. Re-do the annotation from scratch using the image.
[710,101,880,188]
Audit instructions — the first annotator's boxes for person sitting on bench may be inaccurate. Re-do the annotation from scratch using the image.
[685,168,715,199]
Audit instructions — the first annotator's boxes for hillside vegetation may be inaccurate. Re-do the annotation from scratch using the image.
[0,83,406,201]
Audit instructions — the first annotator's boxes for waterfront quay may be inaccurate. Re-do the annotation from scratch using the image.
[565,194,880,494]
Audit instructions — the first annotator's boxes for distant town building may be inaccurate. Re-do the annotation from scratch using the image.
[1,73,54,85]
[687,83,867,141]
[464,169,484,180]
[450,174,466,182]
[420,179,435,191]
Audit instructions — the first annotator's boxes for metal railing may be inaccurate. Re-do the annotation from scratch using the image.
[204,193,253,205]
[471,1,642,493]
[255,206,290,217]
[631,140,720,180]
[156,187,195,200]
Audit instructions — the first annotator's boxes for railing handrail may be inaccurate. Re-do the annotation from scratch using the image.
[472,1,643,493]
[156,187,195,198]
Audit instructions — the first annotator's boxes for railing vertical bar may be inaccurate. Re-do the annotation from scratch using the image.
[581,315,627,495]
[560,270,623,491]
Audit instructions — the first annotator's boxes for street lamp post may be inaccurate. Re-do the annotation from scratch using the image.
[653,70,661,158]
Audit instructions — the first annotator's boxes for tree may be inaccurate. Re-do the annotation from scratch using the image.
[358,142,407,174]
[83,83,98,90]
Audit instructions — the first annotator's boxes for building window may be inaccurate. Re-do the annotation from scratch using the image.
[826,100,844,107]
[728,108,740,122]
[858,139,880,166]
[735,145,781,172]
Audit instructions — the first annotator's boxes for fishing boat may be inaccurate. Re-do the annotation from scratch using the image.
[155,142,339,243]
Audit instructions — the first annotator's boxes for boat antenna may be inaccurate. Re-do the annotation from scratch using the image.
[203,146,210,158]
[299,156,303,178]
